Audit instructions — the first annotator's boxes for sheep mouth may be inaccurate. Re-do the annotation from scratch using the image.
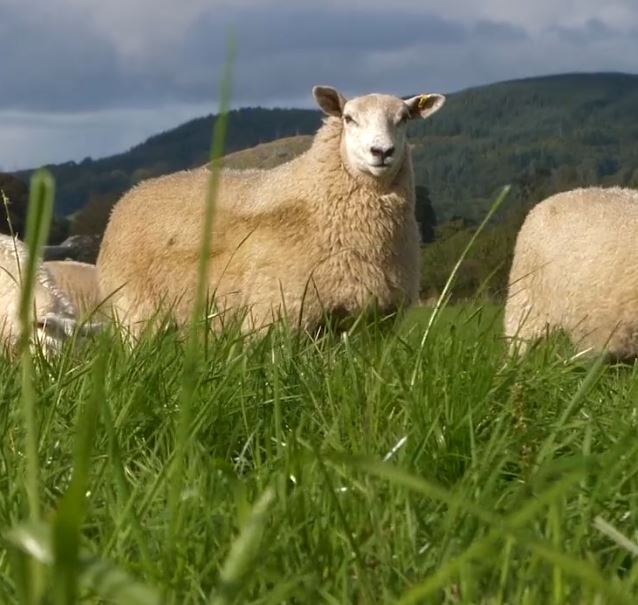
[367,162,392,175]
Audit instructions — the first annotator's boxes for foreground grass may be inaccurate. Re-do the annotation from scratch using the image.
[1,304,638,604]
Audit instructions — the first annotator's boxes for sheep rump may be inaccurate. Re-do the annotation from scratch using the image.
[504,186,638,359]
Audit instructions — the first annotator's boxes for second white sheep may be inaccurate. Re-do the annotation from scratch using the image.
[0,235,94,354]
[505,186,638,359]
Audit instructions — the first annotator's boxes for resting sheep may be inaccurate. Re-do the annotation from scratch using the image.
[43,260,104,319]
[97,85,445,335]
[504,187,638,359]
[0,234,88,354]
[42,235,102,264]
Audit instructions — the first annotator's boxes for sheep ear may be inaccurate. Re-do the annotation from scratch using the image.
[405,93,446,119]
[313,86,347,117]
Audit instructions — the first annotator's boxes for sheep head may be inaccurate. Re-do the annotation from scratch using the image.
[313,85,445,181]
[34,312,102,355]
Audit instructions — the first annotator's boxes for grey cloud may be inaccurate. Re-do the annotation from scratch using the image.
[0,6,125,111]
[186,6,468,56]
[549,18,632,43]
[1,1,638,169]
[0,3,537,113]
[473,20,529,42]
[0,105,212,170]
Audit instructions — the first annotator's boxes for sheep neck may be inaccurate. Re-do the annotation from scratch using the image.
[302,117,415,286]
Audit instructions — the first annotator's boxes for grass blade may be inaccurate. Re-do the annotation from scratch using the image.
[167,33,236,574]
[410,185,510,386]
[5,521,161,605]
[51,352,104,605]
[209,486,275,605]
[13,170,55,604]
[19,170,55,517]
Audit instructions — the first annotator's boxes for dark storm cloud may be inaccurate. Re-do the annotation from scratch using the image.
[0,3,529,112]
[187,5,468,56]
[549,18,625,43]
[179,6,529,102]
[0,5,125,111]
[473,20,529,42]
[2,0,638,168]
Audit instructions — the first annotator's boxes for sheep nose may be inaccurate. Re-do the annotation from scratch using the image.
[370,145,395,161]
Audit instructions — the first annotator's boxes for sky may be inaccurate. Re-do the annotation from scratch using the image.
[1,0,638,170]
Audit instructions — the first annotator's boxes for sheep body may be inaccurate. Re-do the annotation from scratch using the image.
[0,234,77,352]
[97,88,445,335]
[504,186,638,358]
[43,260,102,318]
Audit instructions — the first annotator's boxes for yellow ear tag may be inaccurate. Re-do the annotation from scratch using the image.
[418,95,431,110]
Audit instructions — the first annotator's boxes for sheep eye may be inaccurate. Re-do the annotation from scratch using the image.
[344,114,356,125]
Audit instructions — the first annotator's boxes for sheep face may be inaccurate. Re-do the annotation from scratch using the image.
[313,86,445,181]
[30,280,100,355]
[34,313,78,354]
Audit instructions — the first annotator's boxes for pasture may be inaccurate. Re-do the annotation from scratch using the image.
[2,302,638,604]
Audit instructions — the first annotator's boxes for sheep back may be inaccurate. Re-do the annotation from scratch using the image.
[97,118,420,334]
[504,186,638,358]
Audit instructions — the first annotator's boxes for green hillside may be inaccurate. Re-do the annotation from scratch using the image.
[412,72,638,219]
[15,108,322,216]
[0,172,69,243]
[13,72,638,223]
[221,135,313,170]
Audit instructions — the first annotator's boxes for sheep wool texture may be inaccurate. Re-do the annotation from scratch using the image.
[44,260,102,318]
[97,116,421,335]
[505,186,638,359]
[0,234,75,352]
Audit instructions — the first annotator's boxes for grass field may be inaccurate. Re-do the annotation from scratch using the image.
[2,300,638,604]
[3,72,637,602]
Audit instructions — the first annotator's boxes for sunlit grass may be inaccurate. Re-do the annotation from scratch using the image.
[2,39,637,605]
[1,299,637,603]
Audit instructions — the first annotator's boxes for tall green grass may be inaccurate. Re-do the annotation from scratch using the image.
[2,48,637,604]
[1,299,638,603]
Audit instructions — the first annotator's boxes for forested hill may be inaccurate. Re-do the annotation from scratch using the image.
[15,108,322,216]
[412,72,638,219]
[14,72,638,221]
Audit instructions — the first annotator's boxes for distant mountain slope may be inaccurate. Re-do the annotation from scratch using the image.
[16,108,321,215]
[410,72,638,219]
[14,72,638,221]
[0,173,68,243]
[221,135,312,170]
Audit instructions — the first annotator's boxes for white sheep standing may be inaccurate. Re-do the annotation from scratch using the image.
[97,85,446,335]
[0,234,88,354]
[504,186,638,359]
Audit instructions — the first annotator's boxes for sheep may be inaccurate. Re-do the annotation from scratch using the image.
[504,186,638,359]
[42,234,102,263]
[0,234,90,354]
[43,260,104,319]
[97,85,446,336]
